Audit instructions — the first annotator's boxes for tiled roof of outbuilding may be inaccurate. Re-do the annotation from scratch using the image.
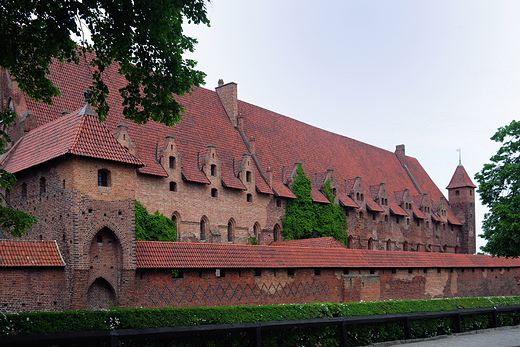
[271,237,345,248]
[136,241,520,269]
[2,107,142,173]
[0,240,65,267]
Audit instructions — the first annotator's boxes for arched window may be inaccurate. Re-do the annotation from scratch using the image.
[227,219,235,243]
[169,181,177,192]
[273,224,281,242]
[403,241,409,251]
[172,211,181,239]
[386,239,391,251]
[200,217,208,241]
[98,169,110,187]
[347,235,353,249]
[21,182,27,199]
[253,222,260,238]
[367,238,373,250]
[39,177,46,194]
[169,156,176,169]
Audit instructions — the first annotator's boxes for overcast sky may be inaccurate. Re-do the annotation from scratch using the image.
[184,0,520,252]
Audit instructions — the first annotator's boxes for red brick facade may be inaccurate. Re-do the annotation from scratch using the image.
[0,61,491,314]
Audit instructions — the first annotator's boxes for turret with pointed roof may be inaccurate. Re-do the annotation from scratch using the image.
[447,164,476,254]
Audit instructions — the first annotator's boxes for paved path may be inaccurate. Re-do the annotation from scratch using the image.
[371,325,520,347]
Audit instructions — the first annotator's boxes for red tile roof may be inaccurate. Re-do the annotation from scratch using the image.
[270,180,297,199]
[221,166,246,190]
[136,241,520,269]
[2,107,142,173]
[13,56,461,221]
[0,240,65,267]
[337,191,358,208]
[389,201,408,216]
[365,196,384,212]
[311,187,330,203]
[271,237,345,248]
[412,204,427,220]
[255,175,273,195]
[446,165,477,189]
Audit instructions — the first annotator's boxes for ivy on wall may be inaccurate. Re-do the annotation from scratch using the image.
[281,163,347,244]
[135,201,176,242]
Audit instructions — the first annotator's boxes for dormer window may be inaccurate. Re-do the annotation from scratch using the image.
[211,188,218,197]
[169,182,177,192]
[210,164,217,176]
[247,194,253,202]
[169,156,176,169]
[98,169,110,187]
[246,171,251,182]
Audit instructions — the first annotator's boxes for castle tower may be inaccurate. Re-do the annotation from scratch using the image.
[446,164,476,254]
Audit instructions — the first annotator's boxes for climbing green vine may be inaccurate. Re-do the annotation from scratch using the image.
[281,163,347,243]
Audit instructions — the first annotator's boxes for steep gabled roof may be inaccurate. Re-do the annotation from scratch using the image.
[446,165,477,189]
[0,240,65,267]
[136,241,520,269]
[2,106,142,173]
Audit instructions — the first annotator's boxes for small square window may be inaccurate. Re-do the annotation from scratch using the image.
[211,188,218,197]
[170,182,177,192]
[247,194,253,202]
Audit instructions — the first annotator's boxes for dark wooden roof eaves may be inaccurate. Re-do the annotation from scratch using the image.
[136,241,520,269]
[0,240,65,267]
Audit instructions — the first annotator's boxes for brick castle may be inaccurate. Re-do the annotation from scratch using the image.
[1,57,519,313]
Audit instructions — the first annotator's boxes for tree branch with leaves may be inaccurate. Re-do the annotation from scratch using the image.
[475,120,520,257]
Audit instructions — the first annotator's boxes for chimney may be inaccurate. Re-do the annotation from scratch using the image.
[237,113,244,131]
[249,136,256,155]
[215,80,238,128]
[266,166,273,186]
[395,144,406,166]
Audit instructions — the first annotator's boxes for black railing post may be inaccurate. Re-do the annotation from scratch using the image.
[492,307,499,328]
[339,320,348,347]
[255,322,262,347]
[404,317,412,339]
[456,313,462,333]
[110,330,118,347]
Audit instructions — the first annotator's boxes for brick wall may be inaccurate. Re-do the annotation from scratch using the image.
[0,268,65,313]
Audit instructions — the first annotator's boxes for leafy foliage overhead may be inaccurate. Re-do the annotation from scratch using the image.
[0,0,208,237]
[135,201,176,242]
[281,163,347,243]
[475,120,520,257]
[0,0,209,125]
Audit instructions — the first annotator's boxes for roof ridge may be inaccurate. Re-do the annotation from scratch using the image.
[68,111,87,154]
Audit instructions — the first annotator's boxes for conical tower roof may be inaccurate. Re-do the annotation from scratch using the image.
[446,165,476,189]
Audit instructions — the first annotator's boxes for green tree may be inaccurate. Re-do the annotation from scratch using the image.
[475,120,520,257]
[281,164,348,243]
[135,201,176,242]
[0,115,38,237]
[0,0,208,236]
